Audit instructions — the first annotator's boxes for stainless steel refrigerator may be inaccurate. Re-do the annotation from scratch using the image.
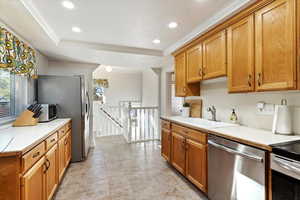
[36,75,91,162]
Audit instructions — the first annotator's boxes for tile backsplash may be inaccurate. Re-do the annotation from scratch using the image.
[187,78,300,134]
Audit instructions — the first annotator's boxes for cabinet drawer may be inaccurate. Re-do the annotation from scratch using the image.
[58,126,67,139]
[172,123,207,144]
[46,133,58,151]
[186,129,207,144]
[22,142,45,173]
[161,120,171,130]
[172,123,189,136]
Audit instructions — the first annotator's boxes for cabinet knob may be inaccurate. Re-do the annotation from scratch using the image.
[248,74,252,87]
[257,73,262,86]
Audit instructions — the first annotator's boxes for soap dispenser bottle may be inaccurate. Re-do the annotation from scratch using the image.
[230,109,238,124]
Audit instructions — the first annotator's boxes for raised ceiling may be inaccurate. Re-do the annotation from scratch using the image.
[0,0,255,68]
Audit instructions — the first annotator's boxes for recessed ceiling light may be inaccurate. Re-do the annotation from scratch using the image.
[72,26,81,33]
[62,1,75,9]
[168,22,178,29]
[105,66,112,72]
[152,39,160,44]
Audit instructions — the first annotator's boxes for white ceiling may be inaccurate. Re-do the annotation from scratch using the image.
[0,0,255,68]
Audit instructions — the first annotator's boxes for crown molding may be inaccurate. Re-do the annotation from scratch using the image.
[163,0,256,56]
[19,0,60,45]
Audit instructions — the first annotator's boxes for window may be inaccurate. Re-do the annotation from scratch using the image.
[0,69,15,119]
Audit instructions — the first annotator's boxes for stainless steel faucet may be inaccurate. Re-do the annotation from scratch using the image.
[207,106,217,121]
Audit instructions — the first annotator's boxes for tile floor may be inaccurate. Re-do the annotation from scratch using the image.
[54,135,208,200]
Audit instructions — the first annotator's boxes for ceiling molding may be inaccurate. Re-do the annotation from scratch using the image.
[61,40,163,57]
[163,0,256,56]
[19,0,60,45]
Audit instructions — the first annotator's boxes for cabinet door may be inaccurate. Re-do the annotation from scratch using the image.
[255,0,296,91]
[175,52,187,97]
[45,145,58,200]
[161,128,171,162]
[187,44,203,83]
[58,137,65,181]
[21,157,46,200]
[203,30,227,79]
[227,15,255,93]
[171,132,186,175]
[64,131,72,166]
[186,139,207,193]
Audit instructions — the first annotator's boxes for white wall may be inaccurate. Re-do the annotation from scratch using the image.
[93,68,142,106]
[141,68,160,107]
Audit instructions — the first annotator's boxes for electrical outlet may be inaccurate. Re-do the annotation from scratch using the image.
[257,103,275,115]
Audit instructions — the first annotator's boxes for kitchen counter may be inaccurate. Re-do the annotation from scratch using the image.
[161,116,300,151]
[0,118,71,156]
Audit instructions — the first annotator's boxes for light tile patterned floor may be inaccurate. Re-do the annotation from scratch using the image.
[54,135,208,200]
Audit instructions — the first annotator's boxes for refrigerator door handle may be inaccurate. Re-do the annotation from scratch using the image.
[86,91,91,119]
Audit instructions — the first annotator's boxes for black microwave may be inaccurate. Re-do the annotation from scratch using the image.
[39,104,57,122]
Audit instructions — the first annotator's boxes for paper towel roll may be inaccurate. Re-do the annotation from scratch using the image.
[272,103,292,135]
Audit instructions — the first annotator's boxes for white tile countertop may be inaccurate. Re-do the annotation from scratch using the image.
[0,118,71,155]
[161,116,300,151]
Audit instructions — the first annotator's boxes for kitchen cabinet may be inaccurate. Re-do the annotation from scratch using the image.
[175,52,187,97]
[58,135,66,181]
[255,0,296,91]
[45,144,58,200]
[65,131,72,166]
[227,15,255,93]
[161,128,171,162]
[171,132,186,175]
[202,30,227,79]
[175,52,200,97]
[186,44,203,83]
[21,157,45,200]
[186,139,207,193]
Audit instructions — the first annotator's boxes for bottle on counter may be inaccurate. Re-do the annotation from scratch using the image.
[230,109,238,124]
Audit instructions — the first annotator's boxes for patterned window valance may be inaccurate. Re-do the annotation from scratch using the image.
[0,26,36,76]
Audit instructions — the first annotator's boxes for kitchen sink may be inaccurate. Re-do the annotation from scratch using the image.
[171,116,237,129]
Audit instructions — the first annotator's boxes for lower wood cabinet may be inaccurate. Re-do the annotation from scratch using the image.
[45,145,58,200]
[58,136,65,181]
[161,128,171,162]
[171,132,186,175]
[185,139,207,193]
[21,157,46,200]
[161,121,207,193]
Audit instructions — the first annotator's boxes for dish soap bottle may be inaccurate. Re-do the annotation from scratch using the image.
[230,109,238,124]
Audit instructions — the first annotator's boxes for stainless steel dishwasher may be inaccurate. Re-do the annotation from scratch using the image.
[208,135,266,200]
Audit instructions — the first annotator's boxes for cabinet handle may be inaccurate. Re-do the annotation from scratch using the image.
[248,74,252,87]
[185,143,189,150]
[50,138,56,143]
[43,162,48,173]
[199,68,202,76]
[183,87,186,93]
[64,139,68,145]
[202,67,206,76]
[46,159,51,170]
[32,152,40,158]
[258,73,262,86]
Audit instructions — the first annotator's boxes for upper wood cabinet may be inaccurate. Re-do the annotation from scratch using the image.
[255,0,297,91]
[175,52,200,97]
[21,157,45,200]
[227,15,255,93]
[186,44,203,83]
[175,52,186,97]
[202,30,227,79]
